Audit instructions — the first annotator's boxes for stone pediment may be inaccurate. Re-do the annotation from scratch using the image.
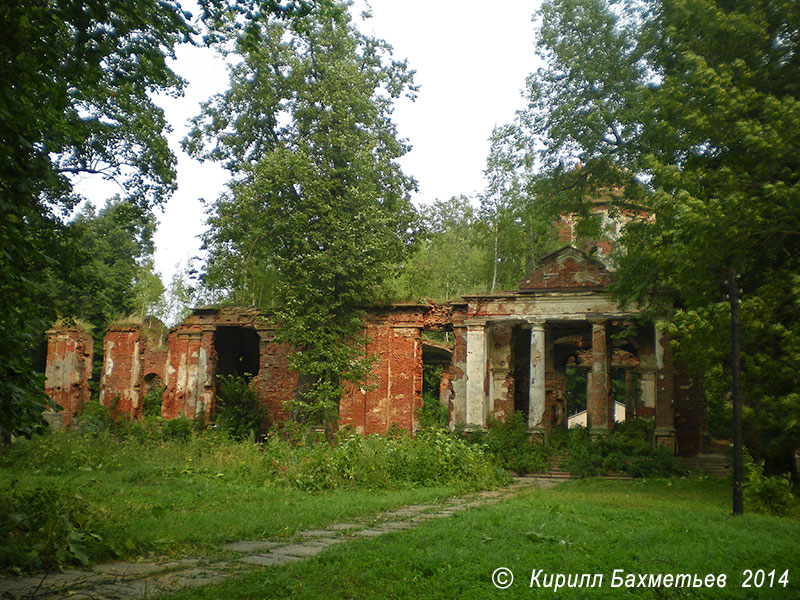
[519,247,611,291]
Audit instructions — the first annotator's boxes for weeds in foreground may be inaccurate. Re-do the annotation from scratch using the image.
[0,409,508,574]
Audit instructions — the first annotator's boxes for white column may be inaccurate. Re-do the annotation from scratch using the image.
[465,321,487,428]
[528,322,546,429]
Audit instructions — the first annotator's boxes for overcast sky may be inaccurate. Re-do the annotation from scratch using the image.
[73,1,544,283]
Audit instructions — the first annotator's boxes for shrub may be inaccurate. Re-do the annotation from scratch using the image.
[214,375,264,440]
[262,427,510,491]
[141,383,165,419]
[474,412,551,474]
[744,452,795,516]
[0,485,112,574]
[418,391,449,430]
[162,416,195,441]
[558,420,685,478]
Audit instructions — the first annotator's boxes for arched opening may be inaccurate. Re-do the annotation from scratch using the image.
[143,373,164,418]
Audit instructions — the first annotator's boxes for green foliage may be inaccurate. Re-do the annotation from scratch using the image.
[0,485,111,574]
[0,0,192,438]
[393,197,487,301]
[744,451,796,516]
[142,383,166,420]
[161,416,196,442]
[470,412,552,474]
[214,375,264,440]
[417,365,449,430]
[558,420,686,478]
[509,0,800,472]
[267,428,509,492]
[0,426,472,573]
[188,1,417,422]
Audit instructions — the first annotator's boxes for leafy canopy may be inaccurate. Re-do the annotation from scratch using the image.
[514,0,800,471]
[187,1,417,422]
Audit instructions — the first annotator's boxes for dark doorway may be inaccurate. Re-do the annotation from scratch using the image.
[511,325,530,420]
[214,327,260,380]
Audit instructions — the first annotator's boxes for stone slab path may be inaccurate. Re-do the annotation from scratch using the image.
[0,476,563,600]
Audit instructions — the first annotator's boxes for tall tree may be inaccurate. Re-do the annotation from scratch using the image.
[0,0,192,438]
[186,2,417,424]
[516,0,800,474]
[0,0,332,439]
[393,196,487,302]
[479,125,558,292]
[45,198,161,330]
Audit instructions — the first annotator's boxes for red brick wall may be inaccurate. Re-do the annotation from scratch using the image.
[340,318,423,435]
[44,326,93,428]
[254,332,296,426]
[163,328,215,421]
[100,327,143,417]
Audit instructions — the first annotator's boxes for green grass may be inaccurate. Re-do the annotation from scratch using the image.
[159,478,800,599]
[0,429,498,572]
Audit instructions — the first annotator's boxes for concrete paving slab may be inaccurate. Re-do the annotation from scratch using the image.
[222,541,281,553]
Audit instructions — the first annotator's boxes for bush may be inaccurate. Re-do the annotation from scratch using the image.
[558,420,685,478]
[214,375,264,440]
[418,391,449,430]
[471,412,551,474]
[0,486,112,574]
[744,452,796,516]
[141,383,165,419]
[261,427,510,491]
[162,416,195,441]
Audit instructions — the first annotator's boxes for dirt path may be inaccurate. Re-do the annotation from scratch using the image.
[0,476,564,600]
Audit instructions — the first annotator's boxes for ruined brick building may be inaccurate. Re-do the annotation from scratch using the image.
[44,241,709,456]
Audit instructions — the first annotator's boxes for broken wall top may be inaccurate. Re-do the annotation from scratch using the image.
[519,246,612,291]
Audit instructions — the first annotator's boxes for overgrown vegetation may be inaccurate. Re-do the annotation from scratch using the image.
[213,375,264,441]
[469,412,551,474]
[0,415,507,574]
[744,450,796,516]
[464,412,686,479]
[417,365,448,430]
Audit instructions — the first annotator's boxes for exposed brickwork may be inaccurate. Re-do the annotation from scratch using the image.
[520,247,611,290]
[43,245,706,455]
[100,327,144,416]
[44,325,93,428]
[100,323,169,418]
[163,328,215,421]
[340,310,423,434]
[254,331,296,426]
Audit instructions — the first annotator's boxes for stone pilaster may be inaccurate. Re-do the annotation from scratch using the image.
[465,321,487,428]
[528,322,546,430]
[654,327,676,452]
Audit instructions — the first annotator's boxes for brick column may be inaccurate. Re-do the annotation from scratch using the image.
[654,327,676,452]
[624,368,635,421]
[587,320,612,432]
[44,325,94,429]
[465,321,487,428]
[528,322,546,430]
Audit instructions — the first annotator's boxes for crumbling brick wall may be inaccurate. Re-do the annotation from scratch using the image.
[340,307,426,434]
[100,323,168,418]
[44,324,93,429]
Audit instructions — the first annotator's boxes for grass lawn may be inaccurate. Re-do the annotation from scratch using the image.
[0,431,479,571]
[159,477,800,599]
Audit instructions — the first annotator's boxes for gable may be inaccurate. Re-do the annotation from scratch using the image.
[519,247,612,291]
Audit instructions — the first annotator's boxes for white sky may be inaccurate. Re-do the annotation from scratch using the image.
[73,1,544,283]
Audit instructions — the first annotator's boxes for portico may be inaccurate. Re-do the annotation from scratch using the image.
[453,247,676,448]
